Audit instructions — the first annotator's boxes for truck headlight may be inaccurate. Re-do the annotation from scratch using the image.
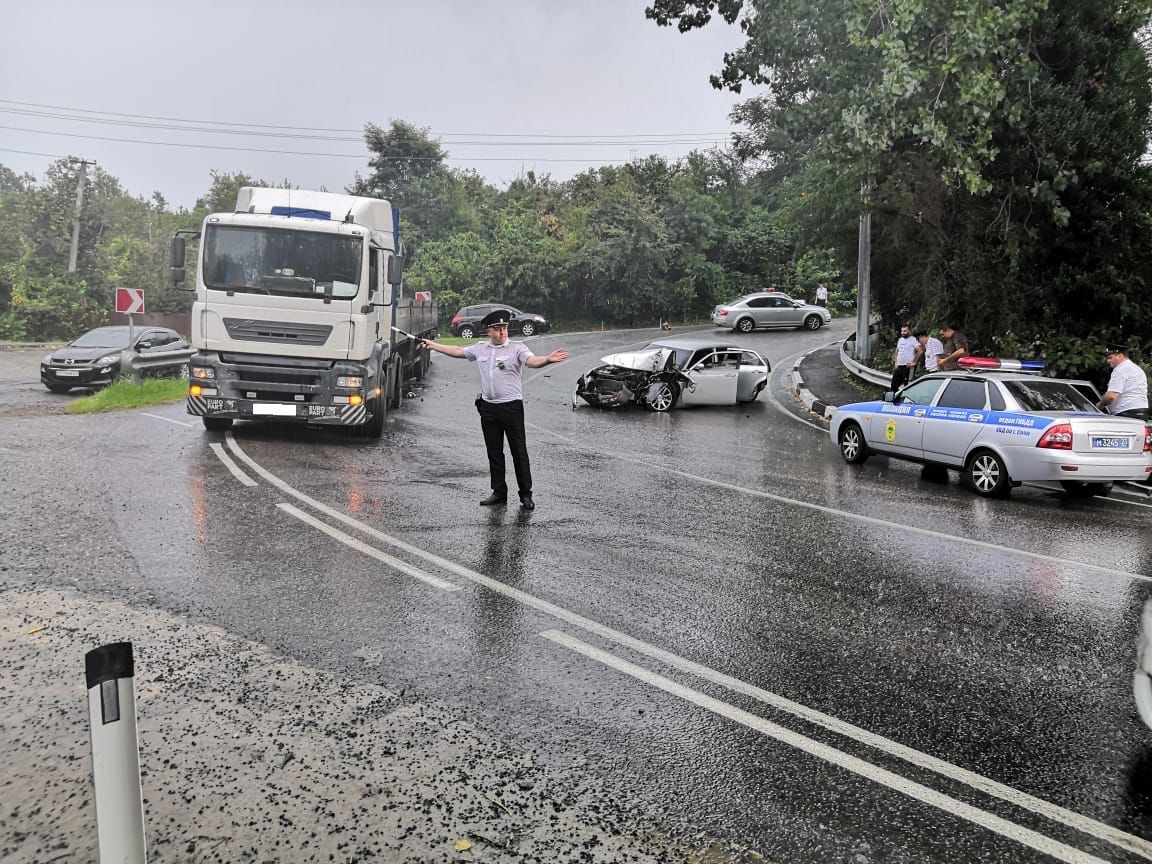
[191,367,216,380]
[337,376,363,388]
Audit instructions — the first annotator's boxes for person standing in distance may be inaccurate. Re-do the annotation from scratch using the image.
[420,309,569,510]
[937,323,968,371]
[891,325,918,391]
[1098,342,1149,420]
[815,283,828,307]
[914,330,944,374]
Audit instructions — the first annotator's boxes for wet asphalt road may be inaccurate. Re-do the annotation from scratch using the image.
[6,323,1152,863]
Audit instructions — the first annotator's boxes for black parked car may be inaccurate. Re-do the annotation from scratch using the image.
[449,304,551,338]
[41,326,189,392]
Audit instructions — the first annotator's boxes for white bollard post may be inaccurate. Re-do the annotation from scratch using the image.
[85,641,147,864]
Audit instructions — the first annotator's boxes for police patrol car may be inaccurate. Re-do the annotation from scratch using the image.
[829,357,1152,497]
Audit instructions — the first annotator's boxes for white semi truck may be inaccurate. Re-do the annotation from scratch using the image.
[170,187,435,436]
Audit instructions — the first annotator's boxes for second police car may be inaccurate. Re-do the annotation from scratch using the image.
[829,357,1152,497]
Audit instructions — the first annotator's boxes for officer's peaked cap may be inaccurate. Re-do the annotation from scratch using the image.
[1105,342,1131,355]
[481,309,513,328]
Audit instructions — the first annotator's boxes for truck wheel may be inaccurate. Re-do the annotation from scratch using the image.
[458,325,475,339]
[202,417,233,432]
[387,360,403,410]
[359,394,386,437]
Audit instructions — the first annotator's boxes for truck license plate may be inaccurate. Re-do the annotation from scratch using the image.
[1091,436,1129,449]
[253,403,298,416]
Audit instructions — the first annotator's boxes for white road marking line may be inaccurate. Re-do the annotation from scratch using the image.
[768,343,841,432]
[541,629,1110,864]
[141,412,194,428]
[275,503,460,592]
[208,442,257,487]
[221,430,1152,861]
[529,422,1152,584]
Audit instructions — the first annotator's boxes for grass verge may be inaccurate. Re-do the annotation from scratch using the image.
[66,378,188,414]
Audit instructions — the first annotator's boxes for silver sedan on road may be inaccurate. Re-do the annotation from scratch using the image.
[830,369,1152,497]
[712,292,831,333]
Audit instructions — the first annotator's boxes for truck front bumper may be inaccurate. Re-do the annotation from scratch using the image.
[187,394,370,425]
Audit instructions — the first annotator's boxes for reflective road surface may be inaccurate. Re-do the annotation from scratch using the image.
[5,321,1152,863]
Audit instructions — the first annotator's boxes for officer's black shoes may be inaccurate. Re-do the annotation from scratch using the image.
[479,493,507,506]
[519,493,535,510]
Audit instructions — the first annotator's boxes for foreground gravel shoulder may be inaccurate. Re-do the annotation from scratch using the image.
[0,584,762,864]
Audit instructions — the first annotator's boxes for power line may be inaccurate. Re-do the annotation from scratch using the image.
[0,125,693,163]
[0,98,731,142]
[0,108,728,146]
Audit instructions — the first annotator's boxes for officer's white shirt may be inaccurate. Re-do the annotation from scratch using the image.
[1107,357,1149,414]
[463,340,532,402]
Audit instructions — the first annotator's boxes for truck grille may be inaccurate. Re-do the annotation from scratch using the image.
[223,318,333,346]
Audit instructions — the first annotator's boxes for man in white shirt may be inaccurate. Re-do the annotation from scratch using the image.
[1098,342,1149,420]
[815,283,828,307]
[891,325,918,391]
[914,330,944,373]
[421,309,569,509]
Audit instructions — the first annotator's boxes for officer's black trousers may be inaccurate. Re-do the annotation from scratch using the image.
[477,398,531,497]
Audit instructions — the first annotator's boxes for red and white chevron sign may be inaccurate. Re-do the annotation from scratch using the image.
[115,287,145,314]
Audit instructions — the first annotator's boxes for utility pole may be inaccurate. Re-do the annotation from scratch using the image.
[68,159,96,273]
[855,180,872,362]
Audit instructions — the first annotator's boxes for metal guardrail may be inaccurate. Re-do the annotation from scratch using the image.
[121,347,195,383]
[840,334,890,388]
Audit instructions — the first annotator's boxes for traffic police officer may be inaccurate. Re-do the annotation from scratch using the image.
[1098,342,1150,420]
[421,309,569,510]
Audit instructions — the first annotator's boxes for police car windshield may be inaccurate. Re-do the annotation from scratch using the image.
[1003,380,1097,412]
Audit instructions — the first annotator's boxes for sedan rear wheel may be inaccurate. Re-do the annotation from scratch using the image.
[1060,480,1113,498]
[736,317,755,334]
[967,449,1011,497]
[646,382,678,413]
[837,422,869,464]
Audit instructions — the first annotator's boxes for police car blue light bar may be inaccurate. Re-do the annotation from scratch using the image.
[957,356,1046,372]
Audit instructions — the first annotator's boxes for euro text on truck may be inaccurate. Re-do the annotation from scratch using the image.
[170,188,436,437]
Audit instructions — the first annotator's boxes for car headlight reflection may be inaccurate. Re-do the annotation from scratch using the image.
[96,354,120,366]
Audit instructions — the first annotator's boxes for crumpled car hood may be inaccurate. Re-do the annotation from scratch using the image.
[597,348,671,371]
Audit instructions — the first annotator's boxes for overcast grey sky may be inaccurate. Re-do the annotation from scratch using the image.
[0,0,748,209]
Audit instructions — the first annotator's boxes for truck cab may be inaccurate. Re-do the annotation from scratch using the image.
[172,188,436,436]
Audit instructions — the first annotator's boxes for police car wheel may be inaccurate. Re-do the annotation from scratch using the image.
[966,450,1010,497]
[1060,480,1112,498]
[838,422,869,464]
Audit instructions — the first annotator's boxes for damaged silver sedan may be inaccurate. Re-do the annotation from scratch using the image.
[573,338,770,412]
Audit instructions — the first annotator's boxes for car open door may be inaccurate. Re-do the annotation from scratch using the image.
[681,350,740,405]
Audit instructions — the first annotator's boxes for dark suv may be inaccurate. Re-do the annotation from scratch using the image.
[449,304,551,338]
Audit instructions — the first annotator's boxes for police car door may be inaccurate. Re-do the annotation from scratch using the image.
[682,350,740,405]
[871,377,947,457]
[922,378,990,466]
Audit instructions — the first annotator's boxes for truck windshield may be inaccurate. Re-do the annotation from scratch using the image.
[203,225,363,299]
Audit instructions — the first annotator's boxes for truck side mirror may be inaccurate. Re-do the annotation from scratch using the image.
[170,237,186,285]
[387,253,403,287]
